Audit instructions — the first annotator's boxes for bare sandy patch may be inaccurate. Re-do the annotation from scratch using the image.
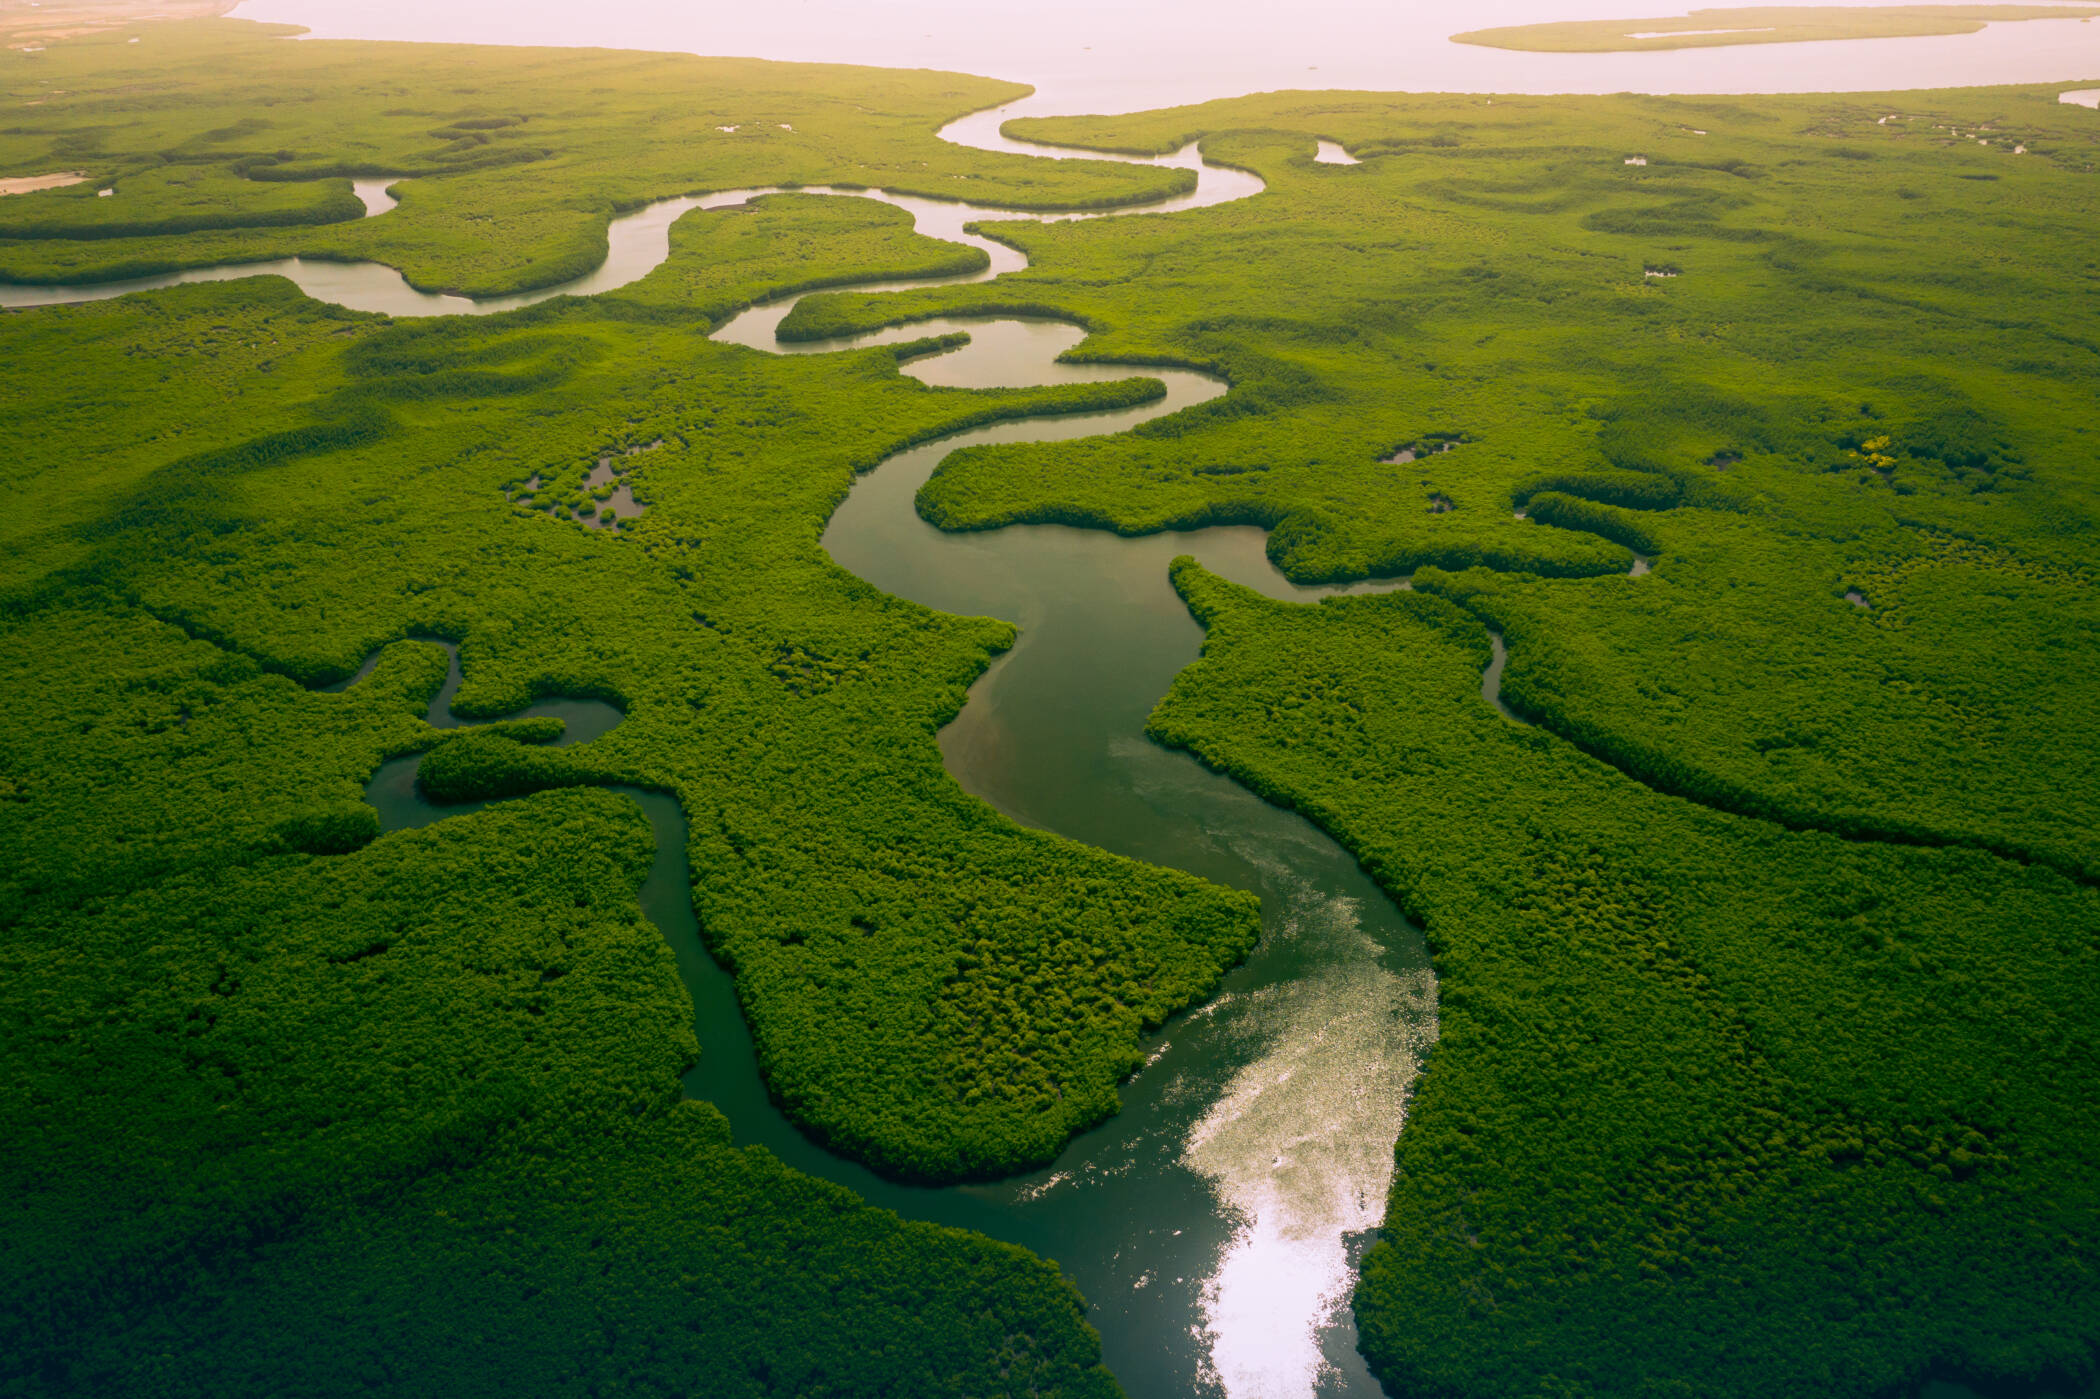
[0,172,90,196]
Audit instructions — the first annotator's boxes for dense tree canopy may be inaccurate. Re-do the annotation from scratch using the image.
[3,17,2097,1398]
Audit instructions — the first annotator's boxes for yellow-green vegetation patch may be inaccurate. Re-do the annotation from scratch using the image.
[9,19,2100,1397]
[0,162,361,239]
[843,84,2100,880]
[0,17,1189,295]
[0,1,238,48]
[1454,4,2100,53]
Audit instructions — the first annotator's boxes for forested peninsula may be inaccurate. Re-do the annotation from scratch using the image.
[3,16,2097,1399]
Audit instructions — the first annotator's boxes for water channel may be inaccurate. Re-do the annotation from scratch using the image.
[3,74,1434,1387]
[290,114,1427,1398]
[732,309,1434,1399]
[16,13,2100,1390]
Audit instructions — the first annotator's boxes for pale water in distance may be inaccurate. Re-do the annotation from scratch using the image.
[238,0,2100,114]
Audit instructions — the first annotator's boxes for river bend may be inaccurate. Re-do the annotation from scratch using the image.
[699,119,1432,1399]
[39,108,1432,1399]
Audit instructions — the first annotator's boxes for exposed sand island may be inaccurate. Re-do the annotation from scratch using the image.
[0,172,89,196]
[1454,4,2100,52]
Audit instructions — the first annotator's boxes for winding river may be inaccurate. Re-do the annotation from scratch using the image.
[15,23,2094,1388]
[704,126,1440,1399]
[36,107,1449,1397]
[11,0,2096,1374]
[718,290,1432,1399]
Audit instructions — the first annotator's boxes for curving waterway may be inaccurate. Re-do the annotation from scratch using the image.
[360,582,1432,1399]
[20,34,2088,1388]
[17,4,2089,1384]
[704,122,1443,1399]
[145,106,1444,1399]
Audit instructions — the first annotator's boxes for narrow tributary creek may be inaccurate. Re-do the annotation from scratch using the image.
[35,112,1442,1398]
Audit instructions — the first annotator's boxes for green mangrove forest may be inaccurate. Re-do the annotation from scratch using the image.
[2,13,2097,1399]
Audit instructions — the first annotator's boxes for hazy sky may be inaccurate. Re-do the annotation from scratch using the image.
[234,0,2100,111]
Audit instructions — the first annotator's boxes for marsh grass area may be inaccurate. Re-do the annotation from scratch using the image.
[1457,4,2100,53]
[2,16,2099,1399]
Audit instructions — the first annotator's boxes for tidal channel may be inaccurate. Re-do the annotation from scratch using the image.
[253,109,1448,1399]
[705,124,1442,1399]
[18,4,2093,1384]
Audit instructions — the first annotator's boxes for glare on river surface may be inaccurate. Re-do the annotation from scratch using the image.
[208,5,2100,1398]
[1183,876,1436,1398]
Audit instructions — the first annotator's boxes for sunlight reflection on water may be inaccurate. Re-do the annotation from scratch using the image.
[1184,878,1436,1398]
[179,6,2100,1393]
